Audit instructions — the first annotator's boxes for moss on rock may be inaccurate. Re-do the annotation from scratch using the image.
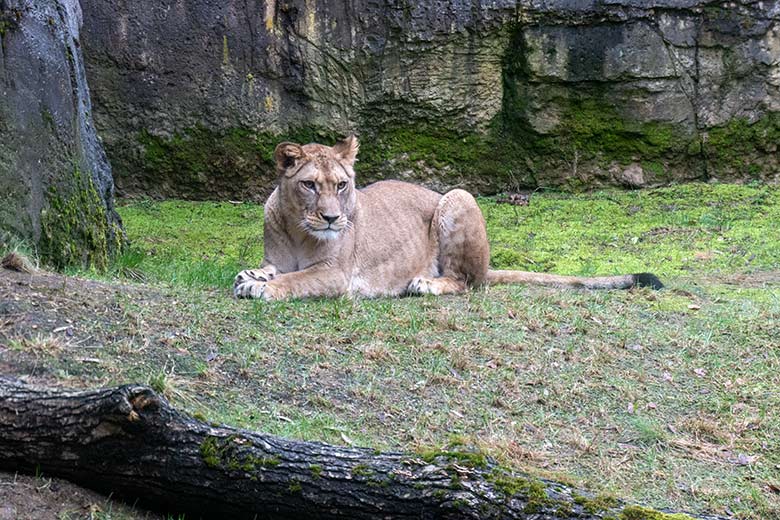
[135,121,527,196]
[351,22,700,193]
[705,113,780,177]
[39,168,121,270]
[493,22,701,188]
[135,126,341,200]
[357,121,529,190]
[129,94,775,199]
[573,493,620,514]
[539,98,685,162]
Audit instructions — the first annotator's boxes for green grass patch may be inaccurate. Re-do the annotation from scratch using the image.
[484,183,780,277]
[110,199,264,287]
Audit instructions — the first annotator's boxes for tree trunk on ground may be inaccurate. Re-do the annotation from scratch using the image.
[0,378,728,520]
[0,0,122,269]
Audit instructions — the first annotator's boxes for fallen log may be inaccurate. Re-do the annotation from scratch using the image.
[0,377,728,519]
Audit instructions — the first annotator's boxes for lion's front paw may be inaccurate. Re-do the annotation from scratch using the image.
[407,276,465,296]
[234,267,277,299]
[407,276,439,296]
[234,266,277,285]
[234,279,268,299]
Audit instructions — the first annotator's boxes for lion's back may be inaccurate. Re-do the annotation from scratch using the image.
[358,180,441,216]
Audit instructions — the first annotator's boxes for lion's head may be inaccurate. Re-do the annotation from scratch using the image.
[274,135,359,241]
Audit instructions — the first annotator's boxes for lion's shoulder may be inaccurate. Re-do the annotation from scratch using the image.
[359,179,438,196]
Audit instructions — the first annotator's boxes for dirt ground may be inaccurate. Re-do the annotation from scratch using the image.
[0,471,160,520]
[0,268,164,520]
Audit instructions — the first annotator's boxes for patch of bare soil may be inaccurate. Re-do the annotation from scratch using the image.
[1,267,282,519]
[0,270,170,519]
[0,269,154,382]
[0,471,160,520]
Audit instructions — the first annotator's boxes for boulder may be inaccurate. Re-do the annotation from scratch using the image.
[0,0,122,268]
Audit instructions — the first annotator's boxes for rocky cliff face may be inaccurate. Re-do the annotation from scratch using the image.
[0,0,122,268]
[79,0,779,200]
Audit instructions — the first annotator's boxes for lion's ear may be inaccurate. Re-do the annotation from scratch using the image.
[274,142,304,177]
[332,135,359,167]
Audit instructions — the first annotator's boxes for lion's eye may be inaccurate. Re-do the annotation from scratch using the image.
[301,181,316,191]
[337,181,348,192]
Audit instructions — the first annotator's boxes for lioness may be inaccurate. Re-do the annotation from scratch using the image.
[233,136,662,301]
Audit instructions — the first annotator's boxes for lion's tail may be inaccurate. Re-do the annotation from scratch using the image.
[485,270,664,290]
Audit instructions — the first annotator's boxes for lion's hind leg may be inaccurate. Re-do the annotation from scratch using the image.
[434,189,490,287]
[407,189,490,296]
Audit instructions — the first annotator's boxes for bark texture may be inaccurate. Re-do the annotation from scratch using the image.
[0,377,729,520]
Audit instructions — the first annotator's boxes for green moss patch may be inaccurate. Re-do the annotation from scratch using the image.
[138,127,272,187]
[574,493,620,513]
[39,168,121,270]
[199,435,280,472]
[620,506,694,520]
[357,121,528,189]
[705,113,780,177]
[135,126,341,199]
[418,448,489,469]
[538,98,685,162]
[416,437,490,469]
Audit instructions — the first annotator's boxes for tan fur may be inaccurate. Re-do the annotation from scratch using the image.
[234,136,661,301]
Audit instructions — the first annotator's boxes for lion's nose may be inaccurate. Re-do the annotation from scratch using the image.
[320,213,340,224]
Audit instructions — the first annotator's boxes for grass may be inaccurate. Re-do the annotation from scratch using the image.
[483,183,780,276]
[101,199,265,286]
[3,182,780,519]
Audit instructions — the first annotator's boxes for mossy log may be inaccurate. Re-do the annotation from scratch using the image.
[0,378,728,520]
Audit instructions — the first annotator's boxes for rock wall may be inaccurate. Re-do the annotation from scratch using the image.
[0,0,122,268]
[79,0,780,200]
